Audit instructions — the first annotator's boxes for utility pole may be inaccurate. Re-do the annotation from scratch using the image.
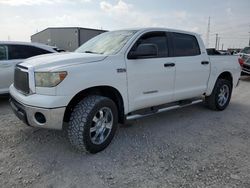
[215,33,218,49]
[249,31,250,46]
[218,37,220,50]
[248,25,250,46]
[206,16,211,47]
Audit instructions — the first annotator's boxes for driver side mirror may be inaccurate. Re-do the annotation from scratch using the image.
[128,43,158,59]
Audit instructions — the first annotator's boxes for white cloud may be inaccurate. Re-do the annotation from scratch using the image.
[100,0,132,14]
[190,26,199,32]
[173,11,187,20]
[98,0,196,32]
[226,7,233,16]
[0,0,52,6]
[0,0,91,6]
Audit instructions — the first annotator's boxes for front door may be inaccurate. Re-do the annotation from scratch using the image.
[125,31,176,112]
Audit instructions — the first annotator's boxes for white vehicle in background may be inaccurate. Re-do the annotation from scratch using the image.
[0,41,62,94]
[238,47,250,75]
[239,46,250,57]
[9,28,241,153]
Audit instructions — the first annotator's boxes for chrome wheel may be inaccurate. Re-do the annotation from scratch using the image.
[90,107,113,145]
[218,84,230,107]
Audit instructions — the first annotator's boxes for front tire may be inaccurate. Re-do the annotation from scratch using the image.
[67,95,118,153]
[205,79,232,111]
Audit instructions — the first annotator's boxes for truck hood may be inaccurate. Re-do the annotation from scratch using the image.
[20,52,107,71]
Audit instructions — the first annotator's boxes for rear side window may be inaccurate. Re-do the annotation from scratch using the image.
[130,32,168,58]
[8,45,52,60]
[0,45,8,60]
[172,33,200,57]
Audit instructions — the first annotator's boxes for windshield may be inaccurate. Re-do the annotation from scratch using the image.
[75,30,138,55]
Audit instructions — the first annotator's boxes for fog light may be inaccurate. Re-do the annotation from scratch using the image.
[35,112,46,124]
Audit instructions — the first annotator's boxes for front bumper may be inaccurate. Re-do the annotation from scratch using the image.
[10,96,65,130]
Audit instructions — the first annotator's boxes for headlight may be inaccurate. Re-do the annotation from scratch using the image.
[35,72,67,87]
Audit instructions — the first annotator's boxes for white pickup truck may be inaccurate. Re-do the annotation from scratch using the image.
[9,28,241,153]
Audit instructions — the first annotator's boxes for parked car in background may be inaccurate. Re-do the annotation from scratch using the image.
[206,48,222,55]
[10,28,241,153]
[238,46,250,75]
[218,50,231,55]
[0,41,62,94]
[238,46,250,58]
[240,55,250,75]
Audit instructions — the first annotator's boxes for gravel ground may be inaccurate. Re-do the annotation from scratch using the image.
[0,77,250,188]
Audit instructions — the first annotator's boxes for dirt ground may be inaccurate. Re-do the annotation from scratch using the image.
[0,77,250,188]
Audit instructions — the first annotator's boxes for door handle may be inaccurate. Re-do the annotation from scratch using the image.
[201,61,209,65]
[164,63,175,67]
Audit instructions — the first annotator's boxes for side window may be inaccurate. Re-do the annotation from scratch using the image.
[0,45,8,60]
[28,46,53,57]
[130,32,168,58]
[8,45,29,59]
[172,33,200,57]
[8,45,52,60]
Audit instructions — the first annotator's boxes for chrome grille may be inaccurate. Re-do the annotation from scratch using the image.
[14,66,30,94]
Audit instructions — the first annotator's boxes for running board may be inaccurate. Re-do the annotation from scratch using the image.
[126,99,203,121]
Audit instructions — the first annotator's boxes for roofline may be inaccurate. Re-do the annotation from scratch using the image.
[31,27,108,37]
[0,41,47,45]
[0,41,58,52]
[108,27,200,36]
[138,27,200,36]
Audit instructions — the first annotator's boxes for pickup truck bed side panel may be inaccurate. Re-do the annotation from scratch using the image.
[206,55,241,96]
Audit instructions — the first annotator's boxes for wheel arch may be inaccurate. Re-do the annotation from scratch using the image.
[63,85,125,126]
[206,71,233,96]
[217,71,233,86]
[205,72,233,111]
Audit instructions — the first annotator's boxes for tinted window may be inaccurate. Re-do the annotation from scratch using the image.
[130,32,168,58]
[172,33,200,57]
[0,45,8,60]
[8,45,52,60]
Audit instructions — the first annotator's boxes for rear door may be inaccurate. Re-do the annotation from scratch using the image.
[126,31,176,111]
[170,32,210,100]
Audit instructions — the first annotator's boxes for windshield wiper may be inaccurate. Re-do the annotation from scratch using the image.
[84,51,103,54]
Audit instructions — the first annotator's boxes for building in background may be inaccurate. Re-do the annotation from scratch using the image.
[31,27,107,51]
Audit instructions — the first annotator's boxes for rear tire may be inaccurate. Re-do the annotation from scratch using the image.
[205,79,232,111]
[67,95,118,153]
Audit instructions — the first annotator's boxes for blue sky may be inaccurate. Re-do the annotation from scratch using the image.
[0,0,249,49]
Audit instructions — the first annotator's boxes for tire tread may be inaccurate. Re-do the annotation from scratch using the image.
[205,79,232,111]
[67,95,110,152]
